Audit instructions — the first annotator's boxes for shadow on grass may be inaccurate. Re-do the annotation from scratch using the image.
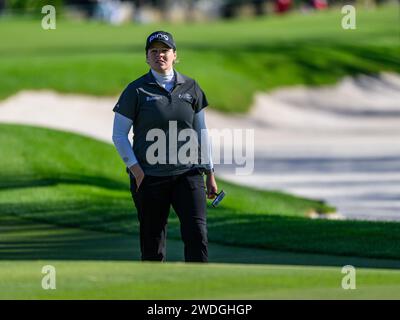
[1,41,399,107]
[185,41,400,84]
[1,212,400,269]
[0,173,128,191]
[6,199,400,260]
[0,159,399,268]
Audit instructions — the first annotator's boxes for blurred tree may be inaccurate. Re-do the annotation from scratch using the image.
[221,0,269,18]
[252,0,267,15]
[6,0,64,15]
[65,0,96,17]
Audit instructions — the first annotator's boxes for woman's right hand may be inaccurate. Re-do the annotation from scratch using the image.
[129,163,145,191]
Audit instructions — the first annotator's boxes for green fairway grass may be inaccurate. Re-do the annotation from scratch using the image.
[2,213,399,299]
[1,260,399,299]
[1,124,400,261]
[3,212,400,269]
[0,5,399,112]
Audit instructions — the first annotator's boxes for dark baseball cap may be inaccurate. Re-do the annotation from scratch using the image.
[145,31,176,52]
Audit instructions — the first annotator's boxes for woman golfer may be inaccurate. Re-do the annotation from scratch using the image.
[112,31,217,262]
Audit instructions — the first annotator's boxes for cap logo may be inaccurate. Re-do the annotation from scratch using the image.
[149,33,169,43]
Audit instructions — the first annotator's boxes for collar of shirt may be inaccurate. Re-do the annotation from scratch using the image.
[151,68,175,92]
[145,69,186,87]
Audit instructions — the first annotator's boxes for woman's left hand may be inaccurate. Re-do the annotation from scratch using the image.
[206,173,218,199]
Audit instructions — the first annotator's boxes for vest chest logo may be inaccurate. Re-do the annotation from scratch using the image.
[146,96,162,102]
[178,93,193,103]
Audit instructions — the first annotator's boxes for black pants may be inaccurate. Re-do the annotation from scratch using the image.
[129,169,208,263]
